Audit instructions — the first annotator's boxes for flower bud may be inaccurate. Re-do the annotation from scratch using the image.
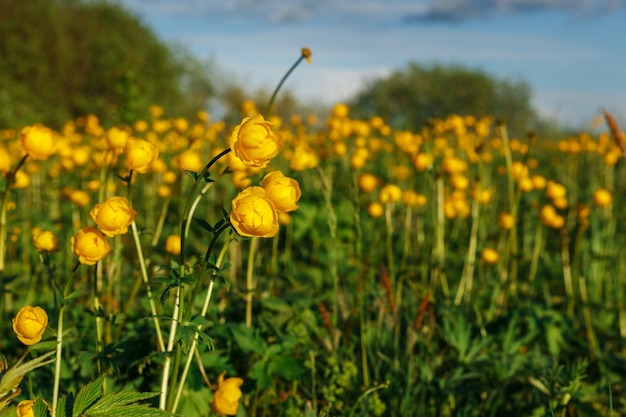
[32,230,59,253]
[71,227,111,265]
[89,196,137,237]
[20,125,57,160]
[261,171,301,212]
[230,187,279,238]
[12,306,48,346]
[124,138,158,173]
[229,115,282,168]
[212,372,243,416]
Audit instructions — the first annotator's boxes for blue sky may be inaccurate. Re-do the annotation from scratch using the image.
[116,0,626,128]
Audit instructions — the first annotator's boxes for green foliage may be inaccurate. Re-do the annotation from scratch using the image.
[348,62,537,135]
[0,0,215,127]
[42,375,178,417]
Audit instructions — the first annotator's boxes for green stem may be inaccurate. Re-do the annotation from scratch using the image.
[245,237,258,328]
[499,123,519,293]
[265,55,306,116]
[130,220,165,352]
[171,235,232,413]
[454,198,480,305]
[160,285,182,410]
[179,148,231,265]
[435,175,449,297]
[51,304,65,417]
[151,196,171,247]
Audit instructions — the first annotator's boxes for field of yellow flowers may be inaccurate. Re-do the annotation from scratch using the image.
[1,58,626,417]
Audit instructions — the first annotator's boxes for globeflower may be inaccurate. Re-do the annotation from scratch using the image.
[592,188,612,207]
[164,234,181,255]
[175,149,204,172]
[481,248,499,265]
[32,229,59,253]
[230,187,279,238]
[89,196,137,237]
[124,138,158,173]
[212,372,243,416]
[261,171,301,212]
[229,115,282,168]
[71,227,111,265]
[12,306,48,346]
[20,124,57,160]
[16,399,36,417]
[378,184,402,204]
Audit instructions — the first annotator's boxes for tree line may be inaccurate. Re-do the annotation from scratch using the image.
[1,0,546,135]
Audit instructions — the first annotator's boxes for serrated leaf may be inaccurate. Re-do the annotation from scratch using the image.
[249,359,273,389]
[272,355,306,381]
[33,398,50,417]
[86,403,178,417]
[58,391,74,417]
[85,391,159,413]
[230,324,266,355]
[189,315,213,329]
[73,375,105,416]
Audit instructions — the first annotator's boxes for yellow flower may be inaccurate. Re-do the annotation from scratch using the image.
[68,190,91,207]
[12,306,48,346]
[289,145,319,171]
[124,138,158,173]
[261,171,301,212]
[357,173,379,193]
[230,187,279,238]
[592,188,612,207]
[229,115,282,168]
[301,47,312,64]
[378,184,402,204]
[368,202,384,218]
[402,190,427,207]
[481,248,499,265]
[71,227,111,265]
[0,147,12,172]
[212,372,243,416]
[413,153,433,171]
[164,234,181,255]
[20,125,57,160]
[106,126,130,149]
[16,399,35,417]
[32,230,59,253]
[499,213,516,230]
[13,170,30,189]
[175,149,204,172]
[89,196,137,237]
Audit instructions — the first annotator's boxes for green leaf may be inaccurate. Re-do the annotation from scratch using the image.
[230,324,267,355]
[272,355,306,381]
[184,169,198,180]
[86,403,177,417]
[33,398,50,417]
[83,391,167,416]
[248,359,273,389]
[73,375,105,416]
[193,217,214,233]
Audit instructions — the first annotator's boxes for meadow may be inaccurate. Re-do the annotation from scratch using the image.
[1,62,626,416]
